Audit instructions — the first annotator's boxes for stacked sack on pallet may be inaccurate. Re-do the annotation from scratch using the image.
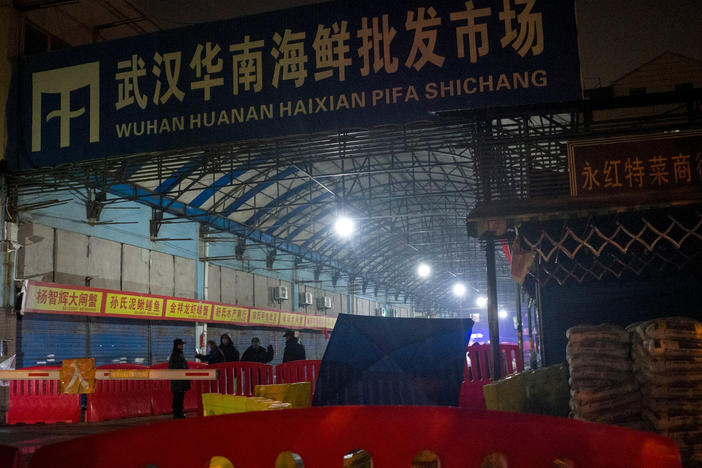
[566,324,642,429]
[629,317,702,467]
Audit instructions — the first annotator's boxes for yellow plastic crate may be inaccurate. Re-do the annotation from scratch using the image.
[201,393,290,416]
[254,382,312,408]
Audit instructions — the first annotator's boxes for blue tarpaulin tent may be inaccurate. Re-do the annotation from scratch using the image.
[313,314,473,406]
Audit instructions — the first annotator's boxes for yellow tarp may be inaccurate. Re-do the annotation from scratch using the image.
[254,382,312,408]
[201,394,290,416]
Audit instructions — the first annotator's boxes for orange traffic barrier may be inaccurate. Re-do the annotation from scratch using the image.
[86,364,151,422]
[149,361,208,415]
[201,362,273,396]
[6,366,80,424]
[459,344,524,410]
[26,406,681,468]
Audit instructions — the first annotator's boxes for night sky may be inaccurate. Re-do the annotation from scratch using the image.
[139,0,702,89]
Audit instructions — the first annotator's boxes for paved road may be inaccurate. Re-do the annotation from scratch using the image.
[0,413,184,459]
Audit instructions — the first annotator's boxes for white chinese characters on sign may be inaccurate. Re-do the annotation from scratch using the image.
[500,0,544,57]
[405,7,445,71]
[116,55,147,110]
[106,1,548,110]
[313,21,352,82]
[451,1,492,63]
[190,42,224,100]
[358,15,398,76]
[272,30,308,88]
[153,51,185,104]
[230,36,265,94]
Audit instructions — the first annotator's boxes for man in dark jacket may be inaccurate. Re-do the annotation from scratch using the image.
[241,337,274,363]
[168,338,190,419]
[219,334,240,362]
[195,340,225,364]
[282,330,306,363]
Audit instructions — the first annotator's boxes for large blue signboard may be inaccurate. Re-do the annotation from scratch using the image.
[8,0,581,170]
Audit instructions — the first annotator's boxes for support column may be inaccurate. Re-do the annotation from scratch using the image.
[515,283,524,368]
[485,238,500,381]
[291,270,299,312]
[195,238,207,355]
[535,280,545,367]
[527,299,536,369]
[0,176,17,420]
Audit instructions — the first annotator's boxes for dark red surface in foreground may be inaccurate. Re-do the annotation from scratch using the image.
[14,406,682,468]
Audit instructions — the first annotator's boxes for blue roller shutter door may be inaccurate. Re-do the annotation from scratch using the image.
[89,317,149,366]
[18,313,87,367]
[150,321,195,365]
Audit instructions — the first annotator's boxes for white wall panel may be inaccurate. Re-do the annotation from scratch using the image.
[220,267,237,304]
[355,297,370,316]
[122,244,149,293]
[150,251,174,296]
[174,256,195,299]
[206,264,221,302]
[18,222,53,281]
[252,274,267,308]
[87,237,121,290]
[341,294,349,315]
[234,270,254,306]
[329,292,342,317]
[55,230,87,286]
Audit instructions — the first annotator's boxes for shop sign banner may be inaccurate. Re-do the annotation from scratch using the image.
[164,299,212,321]
[22,281,336,330]
[10,0,581,170]
[305,315,328,329]
[23,283,102,316]
[280,312,307,328]
[211,304,249,324]
[105,291,164,318]
[249,309,281,326]
[568,131,702,198]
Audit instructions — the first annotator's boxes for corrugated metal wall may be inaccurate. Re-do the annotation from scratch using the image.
[18,314,87,367]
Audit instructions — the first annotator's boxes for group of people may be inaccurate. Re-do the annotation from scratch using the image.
[195,333,273,365]
[194,331,306,365]
[168,330,307,418]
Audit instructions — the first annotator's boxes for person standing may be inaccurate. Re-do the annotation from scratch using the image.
[241,337,274,363]
[282,330,306,363]
[219,334,240,362]
[168,338,190,419]
[196,340,225,364]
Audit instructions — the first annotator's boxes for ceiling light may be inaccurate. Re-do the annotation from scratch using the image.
[475,296,488,307]
[334,216,354,238]
[452,283,466,297]
[417,263,431,278]
[499,309,508,319]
